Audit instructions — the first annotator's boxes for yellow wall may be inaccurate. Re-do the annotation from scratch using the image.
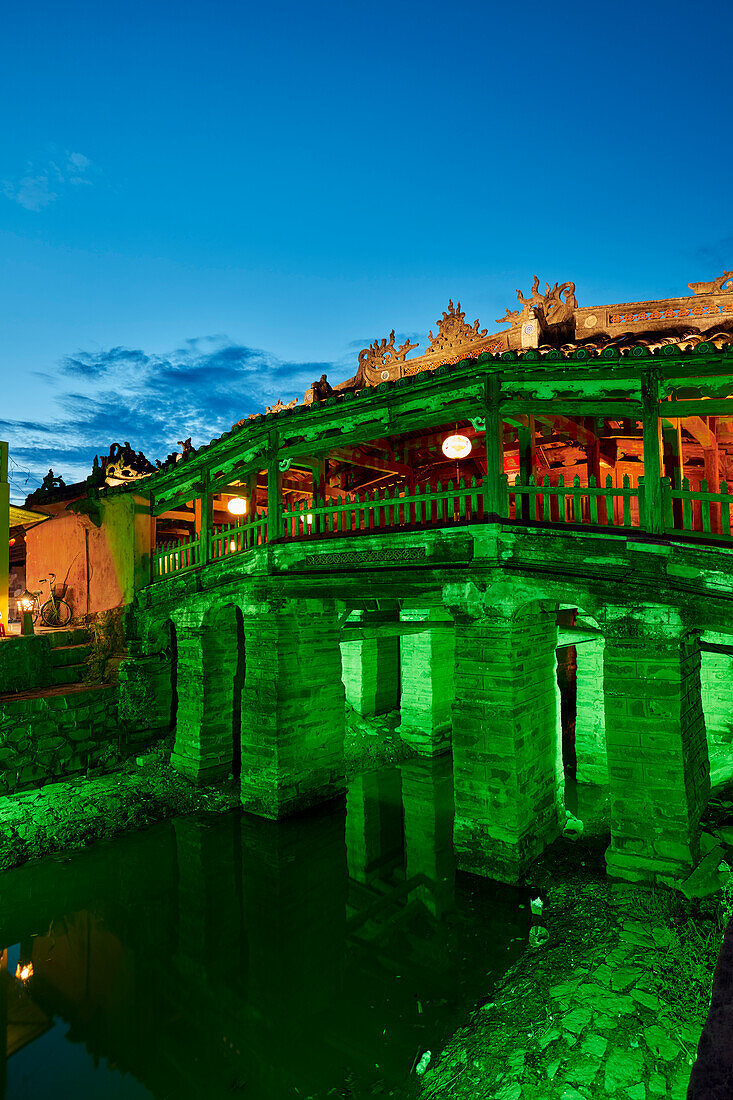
[24,492,153,617]
[0,442,9,631]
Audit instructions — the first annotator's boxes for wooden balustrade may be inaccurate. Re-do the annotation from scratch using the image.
[151,475,733,578]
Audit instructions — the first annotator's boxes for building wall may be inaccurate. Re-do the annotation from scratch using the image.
[25,493,152,618]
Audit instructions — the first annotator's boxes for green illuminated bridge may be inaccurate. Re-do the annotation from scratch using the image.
[118,343,733,887]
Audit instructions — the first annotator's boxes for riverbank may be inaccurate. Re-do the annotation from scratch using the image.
[419,799,733,1100]
[0,709,412,873]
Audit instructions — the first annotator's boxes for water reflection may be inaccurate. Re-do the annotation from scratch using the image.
[0,759,528,1099]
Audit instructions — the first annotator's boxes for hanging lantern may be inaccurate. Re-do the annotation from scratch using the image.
[442,434,472,459]
[227,497,247,515]
[15,962,33,982]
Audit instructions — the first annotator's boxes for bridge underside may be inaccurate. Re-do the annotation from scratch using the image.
[127,523,733,889]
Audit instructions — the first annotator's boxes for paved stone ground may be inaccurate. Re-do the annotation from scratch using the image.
[419,831,731,1100]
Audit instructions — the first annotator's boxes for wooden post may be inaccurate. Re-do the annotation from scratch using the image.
[517,414,536,521]
[267,434,283,541]
[703,417,721,534]
[662,418,684,529]
[641,370,663,535]
[482,373,505,519]
[312,456,327,535]
[195,476,213,566]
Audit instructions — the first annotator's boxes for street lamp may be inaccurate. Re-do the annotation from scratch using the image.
[17,591,35,636]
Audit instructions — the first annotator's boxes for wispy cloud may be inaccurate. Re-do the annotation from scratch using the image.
[2,150,93,211]
[3,335,339,499]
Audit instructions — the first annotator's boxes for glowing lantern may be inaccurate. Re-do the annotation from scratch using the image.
[227,497,247,515]
[442,434,472,459]
[15,962,33,982]
[229,540,236,551]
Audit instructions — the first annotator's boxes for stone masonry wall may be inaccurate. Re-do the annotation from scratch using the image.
[0,635,51,694]
[0,685,120,795]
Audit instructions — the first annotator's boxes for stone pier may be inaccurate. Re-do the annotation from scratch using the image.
[171,607,242,784]
[239,599,346,818]
[700,636,733,786]
[340,610,400,717]
[603,609,710,884]
[398,608,455,756]
[450,597,564,882]
[574,636,608,786]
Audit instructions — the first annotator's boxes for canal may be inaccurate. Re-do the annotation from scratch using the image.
[0,758,529,1099]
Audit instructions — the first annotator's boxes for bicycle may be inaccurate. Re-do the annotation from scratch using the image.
[28,573,73,627]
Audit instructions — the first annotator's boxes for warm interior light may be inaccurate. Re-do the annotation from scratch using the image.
[15,962,33,982]
[229,540,236,551]
[442,434,472,459]
[306,513,313,525]
[227,497,247,515]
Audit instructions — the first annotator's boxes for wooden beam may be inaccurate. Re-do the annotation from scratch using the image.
[340,621,454,641]
[328,446,412,478]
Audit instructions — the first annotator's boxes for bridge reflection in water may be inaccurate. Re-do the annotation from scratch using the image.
[0,759,529,1100]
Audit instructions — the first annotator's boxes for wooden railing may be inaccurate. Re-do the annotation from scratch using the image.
[153,537,201,577]
[663,477,732,539]
[209,510,268,561]
[282,478,485,538]
[151,475,733,578]
[507,473,642,528]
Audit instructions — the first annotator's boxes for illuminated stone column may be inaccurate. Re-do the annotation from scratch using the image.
[402,756,455,917]
[345,769,403,883]
[398,609,455,756]
[171,611,240,785]
[700,638,733,786]
[240,599,345,818]
[603,609,710,884]
[340,610,400,717]
[449,595,563,882]
[574,637,608,785]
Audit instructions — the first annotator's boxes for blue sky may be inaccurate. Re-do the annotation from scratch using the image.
[1,0,730,499]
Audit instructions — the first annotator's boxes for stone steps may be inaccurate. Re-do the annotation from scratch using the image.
[49,664,89,686]
[47,631,93,687]
[47,628,91,648]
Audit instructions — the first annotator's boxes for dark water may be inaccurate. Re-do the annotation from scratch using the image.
[0,758,529,1100]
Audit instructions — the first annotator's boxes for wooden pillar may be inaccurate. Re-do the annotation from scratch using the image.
[267,436,283,541]
[662,418,684,528]
[482,373,505,519]
[518,415,536,520]
[194,479,213,566]
[703,417,721,534]
[312,456,327,535]
[641,370,663,535]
